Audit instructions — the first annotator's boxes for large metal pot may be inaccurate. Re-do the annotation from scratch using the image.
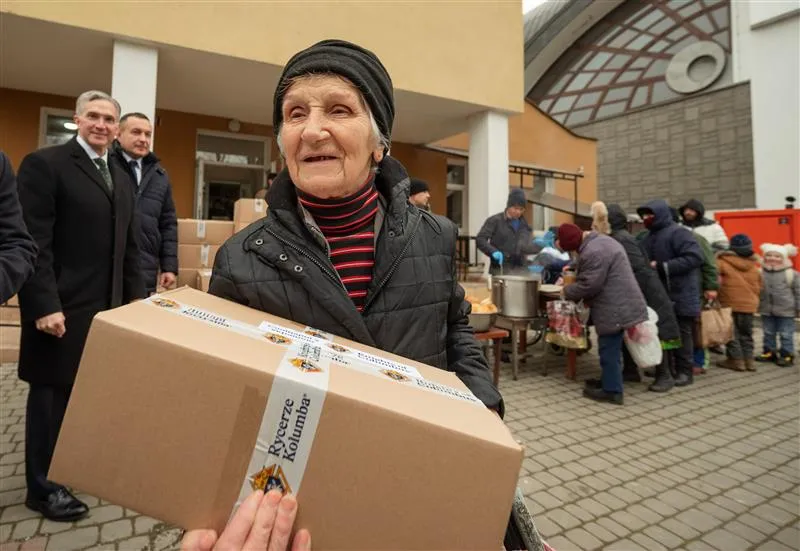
[492,275,540,318]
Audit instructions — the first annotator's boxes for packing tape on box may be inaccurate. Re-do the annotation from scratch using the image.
[200,244,210,267]
[196,220,206,239]
[255,199,266,213]
[144,295,482,407]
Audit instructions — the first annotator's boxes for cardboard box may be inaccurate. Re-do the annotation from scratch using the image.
[197,269,213,293]
[177,219,234,245]
[233,198,267,227]
[234,222,251,234]
[0,306,20,325]
[3,295,19,307]
[50,288,522,549]
[178,244,220,270]
[177,269,200,289]
[0,324,20,364]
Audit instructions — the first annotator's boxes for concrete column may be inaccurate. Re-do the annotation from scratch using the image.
[111,41,158,144]
[468,111,509,258]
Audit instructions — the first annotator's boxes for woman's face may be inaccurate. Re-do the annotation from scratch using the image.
[280,75,383,199]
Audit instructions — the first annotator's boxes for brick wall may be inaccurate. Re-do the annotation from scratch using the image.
[573,82,755,213]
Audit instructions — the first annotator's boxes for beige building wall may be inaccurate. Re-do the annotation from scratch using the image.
[2,1,524,115]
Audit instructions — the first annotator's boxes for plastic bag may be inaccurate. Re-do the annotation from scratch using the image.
[624,307,663,368]
[545,300,589,349]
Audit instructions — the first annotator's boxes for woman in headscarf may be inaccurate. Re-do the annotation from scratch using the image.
[184,39,505,549]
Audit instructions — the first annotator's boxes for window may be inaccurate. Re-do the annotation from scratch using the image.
[446,160,467,231]
[38,107,77,149]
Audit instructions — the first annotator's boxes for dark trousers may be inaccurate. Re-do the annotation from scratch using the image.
[598,331,625,394]
[726,313,755,360]
[763,316,796,355]
[675,316,696,377]
[25,384,72,500]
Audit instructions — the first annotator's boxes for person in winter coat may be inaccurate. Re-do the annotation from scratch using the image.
[716,234,762,372]
[476,188,540,275]
[201,39,507,550]
[670,207,720,371]
[758,243,800,367]
[680,198,729,251]
[638,199,704,387]
[558,223,648,404]
[0,151,38,303]
[111,113,178,296]
[605,204,680,392]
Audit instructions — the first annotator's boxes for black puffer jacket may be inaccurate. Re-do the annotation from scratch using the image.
[608,204,680,342]
[111,142,178,294]
[208,156,503,414]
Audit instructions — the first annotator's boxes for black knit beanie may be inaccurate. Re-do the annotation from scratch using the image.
[273,39,395,150]
[409,178,429,196]
[730,234,754,257]
[507,188,526,208]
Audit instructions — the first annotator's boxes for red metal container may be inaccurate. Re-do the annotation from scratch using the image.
[714,209,800,270]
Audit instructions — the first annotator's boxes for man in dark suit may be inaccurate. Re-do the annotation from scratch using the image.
[111,112,178,295]
[0,151,37,303]
[16,90,146,521]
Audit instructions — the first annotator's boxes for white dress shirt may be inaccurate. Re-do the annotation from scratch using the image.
[122,151,142,186]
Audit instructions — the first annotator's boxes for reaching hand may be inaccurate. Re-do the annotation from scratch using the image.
[491,251,504,265]
[704,290,718,301]
[180,490,311,551]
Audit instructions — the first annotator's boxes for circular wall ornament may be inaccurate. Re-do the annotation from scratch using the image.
[666,41,727,95]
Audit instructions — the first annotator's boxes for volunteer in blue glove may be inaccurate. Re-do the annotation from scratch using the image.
[476,189,541,275]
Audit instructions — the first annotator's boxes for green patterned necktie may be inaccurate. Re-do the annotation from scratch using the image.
[93,158,114,193]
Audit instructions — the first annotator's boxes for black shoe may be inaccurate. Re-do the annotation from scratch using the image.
[756,351,776,363]
[709,346,725,355]
[26,488,89,522]
[674,372,694,387]
[776,353,795,367]
[584,378,602,388]
[582,387,623,405]
[643,368,655,378]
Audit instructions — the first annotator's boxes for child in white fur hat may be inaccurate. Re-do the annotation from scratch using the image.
[757,243,799,366]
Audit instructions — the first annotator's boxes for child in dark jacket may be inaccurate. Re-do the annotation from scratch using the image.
[758,243,800,366]
[716,234,762,372]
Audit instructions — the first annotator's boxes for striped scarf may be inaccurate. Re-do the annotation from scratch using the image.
[297,180,379,312]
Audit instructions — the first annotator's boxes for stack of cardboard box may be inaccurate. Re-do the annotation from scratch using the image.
[177,219,234,289]
[233,198,267,233]
[0,295,21,364]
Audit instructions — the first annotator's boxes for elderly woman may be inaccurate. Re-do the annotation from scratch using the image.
[183,39,505,550]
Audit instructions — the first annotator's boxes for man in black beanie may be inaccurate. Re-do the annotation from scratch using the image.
[408,178,431,211]
[476,188,540,275]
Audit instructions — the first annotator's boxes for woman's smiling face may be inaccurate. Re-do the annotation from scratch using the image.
[279,75,384,199]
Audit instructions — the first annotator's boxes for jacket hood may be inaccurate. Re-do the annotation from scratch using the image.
[680,198,714,228]
[718,251,759,272]
[607,204,628,231]
[637,199,673,232]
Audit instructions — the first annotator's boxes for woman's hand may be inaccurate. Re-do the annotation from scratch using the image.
[181,490,311,551]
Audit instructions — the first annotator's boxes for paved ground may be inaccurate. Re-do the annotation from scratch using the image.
[0,338,798,550]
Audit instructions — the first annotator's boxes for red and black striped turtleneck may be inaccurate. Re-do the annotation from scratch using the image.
[297,179,379,312]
